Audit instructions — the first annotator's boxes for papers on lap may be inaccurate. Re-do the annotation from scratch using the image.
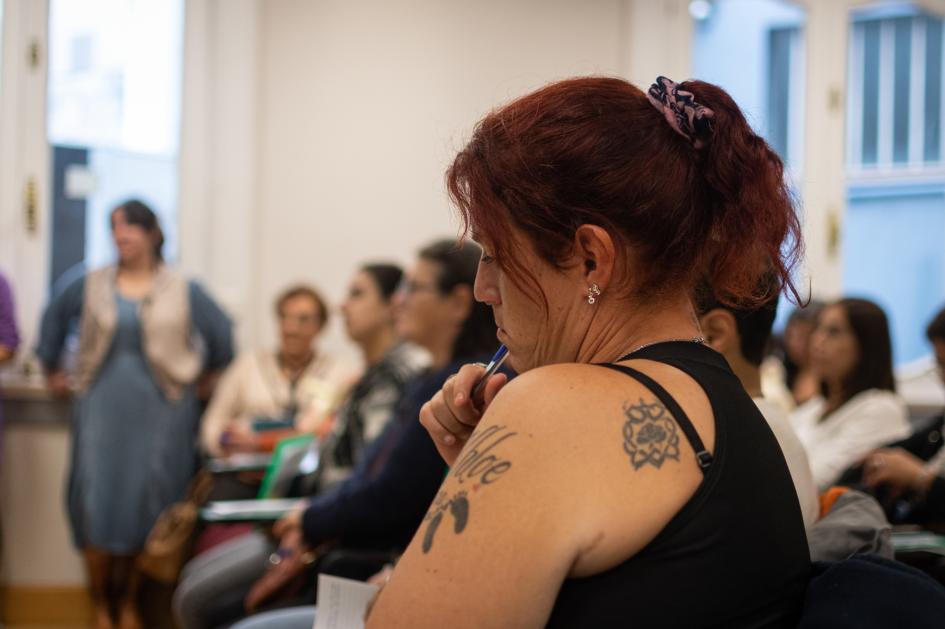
[205,453,273,473]
[314,574,380,629]
[892,530,945,555]
[200,498,299,522]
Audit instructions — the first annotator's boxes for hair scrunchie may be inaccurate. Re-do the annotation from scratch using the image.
[647,76,715,148]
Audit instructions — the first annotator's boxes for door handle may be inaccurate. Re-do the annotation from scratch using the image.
[25,176,37,234]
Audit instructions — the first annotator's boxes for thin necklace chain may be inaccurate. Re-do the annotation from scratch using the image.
[620,335,706,360]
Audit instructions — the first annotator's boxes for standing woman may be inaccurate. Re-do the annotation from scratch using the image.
[37,200,233,629]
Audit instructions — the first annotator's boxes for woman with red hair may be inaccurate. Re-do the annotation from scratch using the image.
[368,76,810,628]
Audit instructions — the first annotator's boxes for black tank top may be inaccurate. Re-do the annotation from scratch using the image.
[546,342,810,628]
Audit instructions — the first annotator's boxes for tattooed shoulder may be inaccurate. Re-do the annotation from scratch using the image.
[421,425,516,554]
[622,398,681,470]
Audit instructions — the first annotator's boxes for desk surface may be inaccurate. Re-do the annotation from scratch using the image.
[2,384,72,424]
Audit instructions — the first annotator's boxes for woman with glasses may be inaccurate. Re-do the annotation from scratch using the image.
[176,241,497,628]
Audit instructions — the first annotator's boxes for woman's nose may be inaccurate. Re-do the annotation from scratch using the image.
[474,269,499,304]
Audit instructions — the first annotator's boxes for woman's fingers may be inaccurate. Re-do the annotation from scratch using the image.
[272,516,290,538]
[425,365,487,434]
[862,448,925,491]
[450,363,489,413]
[481,372,509,408]
[419,396,469,446]
[420,362,510,465]
[419,401,467,465]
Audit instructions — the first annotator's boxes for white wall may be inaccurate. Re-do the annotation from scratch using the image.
[180,0,692,364]
[255,0,627,359]
[1,0,693,589]
[2,420,85,587]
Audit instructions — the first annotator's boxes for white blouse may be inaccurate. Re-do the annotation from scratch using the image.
[791,389,911,490]
[200,350,356,457]
[754,398,820,530]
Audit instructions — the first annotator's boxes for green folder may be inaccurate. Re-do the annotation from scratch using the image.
[257,433,317,499]
[200,433,316,522]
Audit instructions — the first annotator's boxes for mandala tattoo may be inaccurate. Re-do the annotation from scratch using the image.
[622,398,680,470]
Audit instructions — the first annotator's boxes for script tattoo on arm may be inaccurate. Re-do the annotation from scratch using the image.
[622,398,681,470]
[421,425,516,553]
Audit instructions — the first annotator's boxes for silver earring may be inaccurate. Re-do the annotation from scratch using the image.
[587,283,601,305]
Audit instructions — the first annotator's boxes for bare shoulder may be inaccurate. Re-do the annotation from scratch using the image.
[485,361,654,420]
[366,361,718,627]
[479,358,714,571]
[483,360,709,441]
[474,358,713,508]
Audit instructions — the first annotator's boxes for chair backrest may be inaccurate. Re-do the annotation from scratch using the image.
[808,489,892,562]
[799,554,945,628]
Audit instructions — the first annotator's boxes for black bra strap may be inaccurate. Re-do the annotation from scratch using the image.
[599,363,714,473]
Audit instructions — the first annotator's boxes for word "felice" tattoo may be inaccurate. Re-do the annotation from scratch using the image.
[421,425,516,553]
[622,398,680,470]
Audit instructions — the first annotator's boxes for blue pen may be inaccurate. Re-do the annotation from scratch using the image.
[471,344,508,399]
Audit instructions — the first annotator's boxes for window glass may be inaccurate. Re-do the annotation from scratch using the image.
[924,16,942,163]
[692,0,806,169]
[845,6,945,364]
[47,0,183,285]
[861,20,881,165]
[892,17,911,163]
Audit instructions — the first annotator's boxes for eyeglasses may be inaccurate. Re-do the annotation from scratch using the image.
[397,279,440,296]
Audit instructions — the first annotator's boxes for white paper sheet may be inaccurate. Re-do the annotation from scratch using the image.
[313,574,381,629]
[200,498,299,521]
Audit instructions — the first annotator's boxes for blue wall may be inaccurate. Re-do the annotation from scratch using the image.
[844,184,945,364]
[692,0,805,138]
[694,1,945,365]
[692,0,807,334]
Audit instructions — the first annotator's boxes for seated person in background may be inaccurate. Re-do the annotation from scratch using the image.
[200,284,352,458]
[0,270,18,366]
[781,301,825,406]
[317,263,427,489]
[173,240,497,629]
[791,298,910,490]
[0,270,20,428]
[862,305,945,524]
[694,283,819,530]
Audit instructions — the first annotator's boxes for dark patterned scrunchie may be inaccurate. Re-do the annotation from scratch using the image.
[646,76,715,148]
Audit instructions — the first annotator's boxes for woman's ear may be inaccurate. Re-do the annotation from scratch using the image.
[699,309,738,355]
[573,224,617,291]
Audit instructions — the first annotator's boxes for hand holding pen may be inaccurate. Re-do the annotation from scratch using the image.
[419,345,510,467]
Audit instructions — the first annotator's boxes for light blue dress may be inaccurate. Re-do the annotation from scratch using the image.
[38,276,233,553]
